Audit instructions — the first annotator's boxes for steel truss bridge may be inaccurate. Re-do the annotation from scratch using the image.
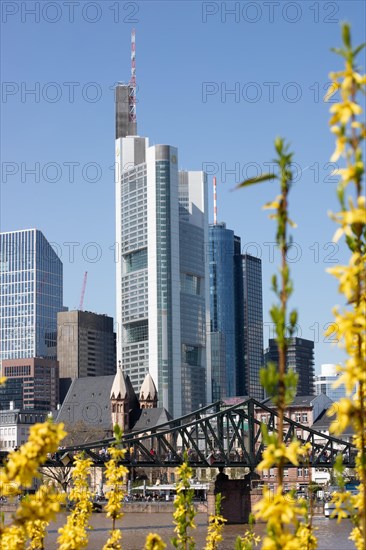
[32,398,357,471]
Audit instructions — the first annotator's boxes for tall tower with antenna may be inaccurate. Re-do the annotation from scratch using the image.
[115,32,210,417]
[115,29,137,139]
[129,29,136,126]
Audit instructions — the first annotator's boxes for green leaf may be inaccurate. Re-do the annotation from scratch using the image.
[330,47,348,59]
[333,454,345,488]
[289,309,298,328]
[284,369,298,405]
[271,274,278,294]
[113,424,123,443]
[336,182,346,209]
[353,42,366,57]
[236,173,276,188]
[342,23,351,49]
[260,363,279,400]
[274,136,284,155]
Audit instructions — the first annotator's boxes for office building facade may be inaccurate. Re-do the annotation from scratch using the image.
[208,224,263,401]
[0,229,63,364]
[264,337,315,396]
[0,357,59,411]
[241,254,264,400]
[115,88,209,417]
[315,363,346,401]
[57,310,116,379]
[209,223,238,399]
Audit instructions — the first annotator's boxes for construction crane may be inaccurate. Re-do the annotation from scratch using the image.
[79,271,88,311]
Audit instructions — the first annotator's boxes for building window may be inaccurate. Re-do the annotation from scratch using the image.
[297,468,303,477]
[124,248,147,273]
[125,320,148,343]
[302,413,308,423]
[284,469,289,478]
[181,273,201,296]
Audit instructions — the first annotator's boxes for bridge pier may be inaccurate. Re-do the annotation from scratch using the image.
[208,468,260,524]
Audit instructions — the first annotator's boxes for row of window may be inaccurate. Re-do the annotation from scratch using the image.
[262,468,309,478]
[0,440,16,448]
[260,413,308,423]
[0,427,16,436]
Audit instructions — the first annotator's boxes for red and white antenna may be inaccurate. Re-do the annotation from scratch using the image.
[213,176,217,225]
[129,28,136,124]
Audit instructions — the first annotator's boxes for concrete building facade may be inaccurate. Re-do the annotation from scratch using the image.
[57,310,116,379]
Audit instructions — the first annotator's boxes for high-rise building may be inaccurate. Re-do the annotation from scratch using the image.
[57,310,116,379]
[0,229,63,363]
[314,363,346,401]
[115,87,209,417]
[241,254,264,400]
[264,337,315,396]
[208,224,263,401]
[209,223,238,399]
[0,357,59,411]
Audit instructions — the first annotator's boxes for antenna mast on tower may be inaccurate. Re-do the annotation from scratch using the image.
[129,29,136,125]
[79,271,88,311]
[213,176,217,225]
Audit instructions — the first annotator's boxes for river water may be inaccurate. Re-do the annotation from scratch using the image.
[44,512,355,549]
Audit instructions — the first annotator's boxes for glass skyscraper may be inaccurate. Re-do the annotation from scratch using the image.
[209,223,237,398]
[115,99,210,417]
[208,226,264,401]
[0,229,63,364]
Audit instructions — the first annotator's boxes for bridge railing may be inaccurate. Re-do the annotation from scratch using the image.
[0,398,357,470]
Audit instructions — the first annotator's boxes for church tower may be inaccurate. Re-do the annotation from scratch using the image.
[139,373,158,409]
[110,363,139,432]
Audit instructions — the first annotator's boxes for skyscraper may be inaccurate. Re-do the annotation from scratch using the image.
[264,337,315,396]
[57,310,116,379]
[241,254,264,399]
[115,94,210,417]
[209,223,238,399]
[208,224,264,400]
[0,229,63,363]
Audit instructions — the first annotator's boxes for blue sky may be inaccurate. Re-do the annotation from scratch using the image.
[1,1,365,372]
